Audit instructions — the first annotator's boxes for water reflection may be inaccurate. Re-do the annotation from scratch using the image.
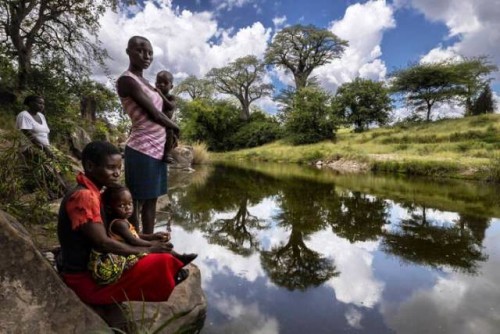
[165,163,500,333]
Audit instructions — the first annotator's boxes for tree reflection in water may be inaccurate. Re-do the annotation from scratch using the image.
[167,164,492,286]
[381,205,489,274]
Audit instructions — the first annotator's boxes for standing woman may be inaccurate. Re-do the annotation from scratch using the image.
[117,36,180,234]
[16,95,56,159]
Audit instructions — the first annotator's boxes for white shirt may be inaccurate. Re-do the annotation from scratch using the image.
[16,110,50,146]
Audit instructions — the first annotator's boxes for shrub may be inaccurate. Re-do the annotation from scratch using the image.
[230,117,282,149]
[191,141,210,165]
[280,87,338,145]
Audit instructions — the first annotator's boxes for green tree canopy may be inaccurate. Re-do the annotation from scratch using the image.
[471,84,496,115]
[264,24,348,89]
[173,75,214,100]
[454,57,497,115]
[206,55,273,121]
[390,58,497,121]
[333,77,391,132]
[1,0,112,90]
[279,86,338,145]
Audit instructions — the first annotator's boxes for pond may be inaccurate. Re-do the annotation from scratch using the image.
[159,162,500,334]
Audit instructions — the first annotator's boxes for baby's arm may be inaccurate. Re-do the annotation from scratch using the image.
[111,219,152,247]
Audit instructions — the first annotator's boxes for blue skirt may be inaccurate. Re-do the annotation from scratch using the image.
[124,146,167,200]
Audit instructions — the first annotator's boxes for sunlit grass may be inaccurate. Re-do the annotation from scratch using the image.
[212,114,500,181]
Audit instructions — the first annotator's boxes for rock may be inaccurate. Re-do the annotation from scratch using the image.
[69,126,92,159]
[0,210,111,333]
[170,145,194,170]
[127,264,207,333]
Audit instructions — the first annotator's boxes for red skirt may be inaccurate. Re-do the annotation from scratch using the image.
[62,253,183,305]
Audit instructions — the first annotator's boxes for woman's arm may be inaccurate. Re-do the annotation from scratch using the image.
[80,221,172,255]
[20,129,56,158]
[117,76,179,131]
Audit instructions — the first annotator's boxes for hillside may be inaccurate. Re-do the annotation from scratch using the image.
[212,114,500,182]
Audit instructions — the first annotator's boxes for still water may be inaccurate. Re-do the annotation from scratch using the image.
[160,163,500,334]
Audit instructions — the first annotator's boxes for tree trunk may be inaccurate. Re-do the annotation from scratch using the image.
[80,96,97,122]
[240,100,250,121]
[293,73,308,90]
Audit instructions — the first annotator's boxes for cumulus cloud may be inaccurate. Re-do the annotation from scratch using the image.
[382,220,500,334]
[408,0,500,81]
[95,1,271,85]
[313,0,396,92]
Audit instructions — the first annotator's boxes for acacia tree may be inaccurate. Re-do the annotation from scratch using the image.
[390,58,497,121]
[0,0,111,89]
[333,77,391,132]
[264,24,348,89]
[390,62,463,121]
[173,75,214,100]
[206,55,273,121]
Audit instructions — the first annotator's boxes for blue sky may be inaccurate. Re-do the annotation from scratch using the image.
[95,0,500,116]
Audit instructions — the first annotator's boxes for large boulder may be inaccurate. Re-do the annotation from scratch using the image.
[0,210,111,333]
[69,126,92,159]
[170,145,194,171]
[127,264,207,333]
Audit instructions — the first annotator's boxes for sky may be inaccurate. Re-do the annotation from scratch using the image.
[94,0,500,117]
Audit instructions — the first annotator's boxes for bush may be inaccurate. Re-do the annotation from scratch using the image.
[280,87,338,145]
[230,116,282,149]
[180,100,241,151]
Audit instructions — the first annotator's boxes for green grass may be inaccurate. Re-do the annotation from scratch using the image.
[212,114,500,182]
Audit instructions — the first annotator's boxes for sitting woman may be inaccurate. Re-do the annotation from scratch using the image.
[58,140,186,304]
[16,95,55,159]
[88,184,196,285]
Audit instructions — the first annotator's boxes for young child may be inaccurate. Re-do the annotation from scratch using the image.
[89,184,197,284]
[155,70,178,164]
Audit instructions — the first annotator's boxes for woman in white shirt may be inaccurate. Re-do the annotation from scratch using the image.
[16,95,55,158]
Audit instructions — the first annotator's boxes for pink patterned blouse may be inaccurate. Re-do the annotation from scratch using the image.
[119,70,166,160]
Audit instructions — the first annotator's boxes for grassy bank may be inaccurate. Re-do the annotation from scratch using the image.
[211,114,500,182]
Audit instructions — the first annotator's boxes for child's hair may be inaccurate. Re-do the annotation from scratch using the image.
[102,184,131,207]
[157,70,174,82]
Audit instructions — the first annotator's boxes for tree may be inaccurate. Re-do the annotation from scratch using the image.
[173,75,214,100]
[264,24,348,89]
[471,84,495,115]
[454,57,497,115]
[206,55,273,121]
[0,0,111,89]
[333,77,391,132]
[390,58,497,121]
[279,86,337,145]
[390,62,463,121]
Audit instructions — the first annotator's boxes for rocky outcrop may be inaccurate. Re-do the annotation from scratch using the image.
[170,145,195,171]
[127,265,206,333]
[69,126,92,159]
[0,209,207,333]
[0,210,111,333]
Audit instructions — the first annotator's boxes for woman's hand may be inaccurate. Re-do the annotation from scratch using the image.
[152,231,171,241]
[148,240,174,253]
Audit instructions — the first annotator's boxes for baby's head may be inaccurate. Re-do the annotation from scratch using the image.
[102,185,133,220]
[155,70,174,94]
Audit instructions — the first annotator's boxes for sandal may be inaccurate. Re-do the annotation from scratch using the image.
[175,268,189,285]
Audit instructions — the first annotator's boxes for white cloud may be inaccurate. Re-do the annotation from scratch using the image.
[409,0,500,82]
[211,0,260,12]
[309,230,384,308]
[382,220,500,334]
[272,15,287,30]
[313,0,396,92]
[95,1,270,85]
